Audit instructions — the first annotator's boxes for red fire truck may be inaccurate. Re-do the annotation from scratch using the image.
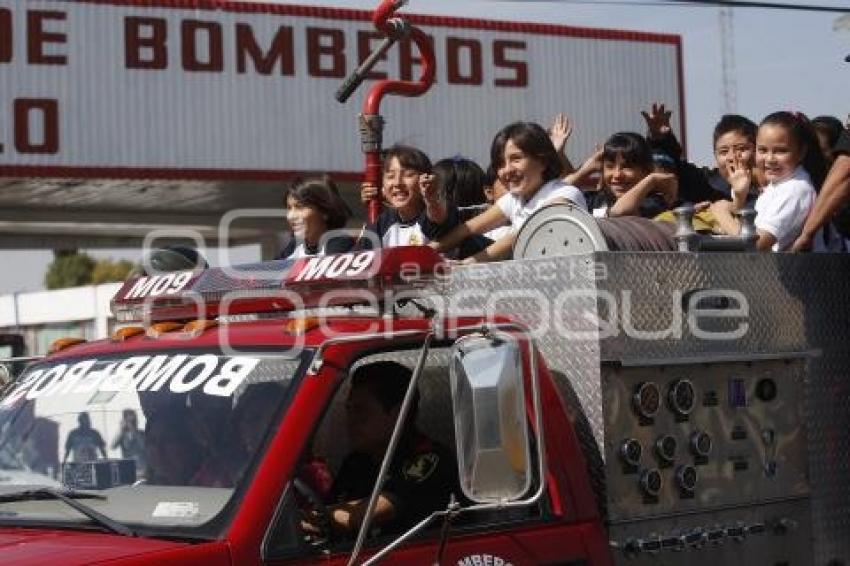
[0,1,843,564]
[0,237,837,565]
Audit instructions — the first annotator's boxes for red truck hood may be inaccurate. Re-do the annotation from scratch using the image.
[0,528,190,564]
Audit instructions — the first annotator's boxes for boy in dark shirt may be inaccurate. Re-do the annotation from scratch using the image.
[359,146,458,249]
[642,103,754,203]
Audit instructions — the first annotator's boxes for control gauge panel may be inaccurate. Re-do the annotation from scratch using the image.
[602,358,808,523]
[632,381,661,420]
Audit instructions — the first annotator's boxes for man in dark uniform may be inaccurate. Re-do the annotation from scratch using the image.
[309,361,458,537]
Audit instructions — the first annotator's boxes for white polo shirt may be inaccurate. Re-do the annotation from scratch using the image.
[754,167,816,252]
[495,179,587,233]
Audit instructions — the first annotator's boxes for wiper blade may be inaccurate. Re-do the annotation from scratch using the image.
[0,488,135,537]
[0,488,105,503]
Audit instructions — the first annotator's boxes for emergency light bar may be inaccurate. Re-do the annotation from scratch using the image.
[111,247,446,323]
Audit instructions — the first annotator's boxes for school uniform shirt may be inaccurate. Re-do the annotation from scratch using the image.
[276,235,356,260]
[496,179,587,233]
[485,224,513,241]
[365,206,459,248]
[754,166,817,252]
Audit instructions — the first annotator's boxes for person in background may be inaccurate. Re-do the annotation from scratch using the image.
[433,157,493,259]
[278,178,354,260]
[792,127,850,251]
[359,145,456,248]
[111,409,146,475]
[302,362,457,536]
[433,157,488,215]
[431,122,586,263]
[482,163,508,206]
[642,102,752,203]
[63,412,106,465]
[711,111,828,251]
[811,115,846,165]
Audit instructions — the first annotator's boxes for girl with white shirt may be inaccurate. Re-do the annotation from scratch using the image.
[710,111,830,251]
[277,178,354,260]
[431,122,586,263]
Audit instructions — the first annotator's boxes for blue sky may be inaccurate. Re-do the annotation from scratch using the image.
[1,0,848,294]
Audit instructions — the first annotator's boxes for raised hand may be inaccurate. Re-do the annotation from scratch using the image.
[360,182,379,204]
[726,154,752,200]
[641,102,673,139]
[549,113,573,152]
[419,173,440,203]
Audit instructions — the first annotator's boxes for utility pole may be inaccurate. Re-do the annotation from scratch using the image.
[719,6,737,114]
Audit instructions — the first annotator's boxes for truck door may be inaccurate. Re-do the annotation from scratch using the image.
[261,344,570,566]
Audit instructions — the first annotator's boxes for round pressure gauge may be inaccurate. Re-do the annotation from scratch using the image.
[640,468,663,497]
[633,382,661,419]
[620,439,643,467]
[690,431,713,458]
[668,379,696,416]
[676,464,698,493]
[655,435,678,464]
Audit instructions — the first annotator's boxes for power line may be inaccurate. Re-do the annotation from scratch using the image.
[663,0,848,14]
[496,0,849,13]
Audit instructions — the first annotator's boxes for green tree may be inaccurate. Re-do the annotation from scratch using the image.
[44,250,95,290]
[91,259,135,284]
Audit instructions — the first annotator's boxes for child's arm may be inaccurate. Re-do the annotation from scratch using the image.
[754,231,777,251]
[430,205,508,254]
[420,173,448,225]
[726,157,752,211]
[792,153,850,251]
[564,148,603,186]
[708,200,742,235]
[463,231,517,264]
[549,113,575,175]
[609,173,677,217]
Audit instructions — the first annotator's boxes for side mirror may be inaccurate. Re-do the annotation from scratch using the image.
[0,363,11,390]
[450,334,531,503]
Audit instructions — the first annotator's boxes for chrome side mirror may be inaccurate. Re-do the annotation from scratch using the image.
[450,334,531,503]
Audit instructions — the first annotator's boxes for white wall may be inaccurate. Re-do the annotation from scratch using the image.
[0,283,123,346]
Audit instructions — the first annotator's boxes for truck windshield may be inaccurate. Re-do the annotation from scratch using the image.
[0,348,309,539]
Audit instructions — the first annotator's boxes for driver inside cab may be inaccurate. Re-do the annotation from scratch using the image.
[303,361,459,537]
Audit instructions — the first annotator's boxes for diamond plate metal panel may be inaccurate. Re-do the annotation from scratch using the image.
[431,252,850,564]
[594,252,850,564]
[594,252,809,361]
[436,256,605,449]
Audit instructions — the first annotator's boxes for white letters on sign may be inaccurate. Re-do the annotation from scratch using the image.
[292,251,374,282]
[124,271,193,299]
[1,355,261,406]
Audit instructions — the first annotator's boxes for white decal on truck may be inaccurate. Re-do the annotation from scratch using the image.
[457,555,514,566]
[292,251,374,282]
[1,355,260,406]
[124,271,193,299]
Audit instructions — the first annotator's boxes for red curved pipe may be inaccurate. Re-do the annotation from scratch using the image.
[364,0,436,223]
